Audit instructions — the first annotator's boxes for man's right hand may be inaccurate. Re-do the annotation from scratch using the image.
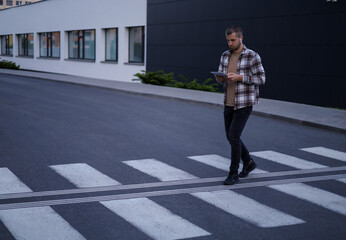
[216,76,225,83]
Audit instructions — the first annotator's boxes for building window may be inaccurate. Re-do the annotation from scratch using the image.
[128,26,144,63]
[6,0,13,6]
[1,35,13,56]
[105,28,118,61]
[0,0,3,5]
[16,1,22,5]
[68,30,95,60]
[39,32,60,58]
[18,33,34,57]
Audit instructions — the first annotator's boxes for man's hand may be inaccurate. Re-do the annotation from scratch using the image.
[215,75,225,83]
[227,73,243,82]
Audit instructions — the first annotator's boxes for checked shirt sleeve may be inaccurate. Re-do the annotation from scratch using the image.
[242,53,265,86]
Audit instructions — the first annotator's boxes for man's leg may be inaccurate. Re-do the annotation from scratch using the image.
[228,106,252,174]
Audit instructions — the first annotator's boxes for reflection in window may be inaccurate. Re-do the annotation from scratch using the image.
[105,28,118,61]
[39,32,60,58]
[129,26,144,63]
[18,33,34,57]
[68,29,95,60]
[1,35,13,56]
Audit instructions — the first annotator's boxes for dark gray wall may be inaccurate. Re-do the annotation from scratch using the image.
[147,0,346,109]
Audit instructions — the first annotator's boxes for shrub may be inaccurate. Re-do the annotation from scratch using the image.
[169,75,219,92]
[133,70,219,92]
[133,70,174,86]
[0,60,20,70]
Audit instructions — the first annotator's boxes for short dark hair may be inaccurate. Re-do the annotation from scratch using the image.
[225,26,243,37]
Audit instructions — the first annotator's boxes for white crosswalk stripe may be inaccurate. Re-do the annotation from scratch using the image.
[124,158,305,228]
[52,162,210,239]
[191,190,305,228]
[49,163,121,188]
[337,178,346,184]
[0,168,32,194]
[123,159,198,181]
[269,183,346,216]
[0,168,86,240]
[188,154,268,174]
[251,150,327,169]
[300,147,346,162]
[101,198,210,240]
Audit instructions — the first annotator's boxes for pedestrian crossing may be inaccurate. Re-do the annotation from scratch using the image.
[1,146,346,239]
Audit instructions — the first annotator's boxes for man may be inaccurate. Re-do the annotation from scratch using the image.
[215,26,265,185]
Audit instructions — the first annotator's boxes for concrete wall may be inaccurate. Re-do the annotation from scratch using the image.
[146,0,345,109]
[0,0,147,82]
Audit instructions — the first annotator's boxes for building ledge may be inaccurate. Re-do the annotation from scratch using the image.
[101,60,118,64]
[64,58,95,63]
[37,57,60,60]
[124,62,145,66]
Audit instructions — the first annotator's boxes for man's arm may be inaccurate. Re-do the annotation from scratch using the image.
[242,53,265,85]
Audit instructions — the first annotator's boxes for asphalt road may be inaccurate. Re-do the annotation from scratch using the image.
[0,74,346,240]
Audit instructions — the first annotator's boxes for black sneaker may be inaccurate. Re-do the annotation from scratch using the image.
[223,172,239,185]
[239,159,257,178]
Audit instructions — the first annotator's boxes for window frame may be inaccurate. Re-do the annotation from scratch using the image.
[104,28,118,62]
[17,33,34,57]
[39,31,60,58]
[128,26,145,63]
[1,35,13,56]
[68,29,95,60]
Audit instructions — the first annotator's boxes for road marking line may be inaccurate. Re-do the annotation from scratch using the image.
[101,198,210,240]
[269,183,346,216]
[1,174,345,211]
[2,166,346,201]
[123,159,198,181]
[125,158,306,228]
[337,178,346,184]
[0,207,86,240]
[192,190,305,228]
[0,168,32,194]
[55,161,208,239]
[251,151,327,169]
[0,168,86,240]
[49,163,121,188]
[188,154,268,173]
[300,147,346,162]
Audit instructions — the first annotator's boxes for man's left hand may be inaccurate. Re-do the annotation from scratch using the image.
[227,73,243,82]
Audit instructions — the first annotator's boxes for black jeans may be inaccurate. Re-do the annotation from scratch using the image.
[224,106,252,174]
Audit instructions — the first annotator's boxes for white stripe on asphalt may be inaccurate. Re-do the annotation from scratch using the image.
[123,159,198,181]
[0,168,86,240]
[0,207,86,240]
[0,168,32,194]
[251,151,327,169]
[269,183,346,216]
[300,147,346,162]
[337,178,346,184]
[191,190,305,228]
[101,198,210,240]
[188,154,268,174]
[49,163,121,188]
[55,161,209,239]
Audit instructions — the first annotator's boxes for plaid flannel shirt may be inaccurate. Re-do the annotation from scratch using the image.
[217,45,265,110]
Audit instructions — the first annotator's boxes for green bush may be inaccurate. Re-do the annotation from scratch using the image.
[133,70,174,86]
[169,75,218,92]
[133,70,219,92]
[0,60,20,70]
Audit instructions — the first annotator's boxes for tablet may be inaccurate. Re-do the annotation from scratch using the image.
[210,71,227,77]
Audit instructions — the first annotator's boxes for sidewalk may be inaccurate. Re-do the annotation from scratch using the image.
[1,69,345,133]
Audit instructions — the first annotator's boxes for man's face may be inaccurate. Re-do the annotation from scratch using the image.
[226,33,243,51]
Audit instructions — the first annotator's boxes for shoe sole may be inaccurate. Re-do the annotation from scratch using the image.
[239,163,257,178]
[223,178,239,185]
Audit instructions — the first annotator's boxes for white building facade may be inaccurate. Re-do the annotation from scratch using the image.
[0,0,147,82]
